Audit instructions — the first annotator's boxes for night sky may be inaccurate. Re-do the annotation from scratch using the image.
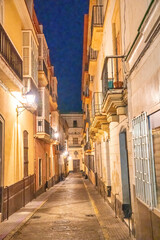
[34,0,89,113]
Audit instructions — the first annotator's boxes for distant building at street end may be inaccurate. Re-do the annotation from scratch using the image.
[61,113,83,173]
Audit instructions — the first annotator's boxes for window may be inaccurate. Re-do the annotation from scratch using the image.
[39,159,42,186]
[73,138,78,145]
[149,111,160,209]
[132,113,154,207]
[0,0,4,25]
[22,31,38,85]
[73,120,77,128]
[23,131,29,178]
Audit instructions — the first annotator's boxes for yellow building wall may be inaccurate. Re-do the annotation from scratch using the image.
[0,87,34,186]
[4,0,23,57]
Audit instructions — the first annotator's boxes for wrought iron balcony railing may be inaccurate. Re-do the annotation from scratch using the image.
[37,119,50,135]
[0,24,22,80]
[102,56,124,97]
[89,47,98,61]
[92,92,103,118]
[91,5,103,38]
[49,127,57,140]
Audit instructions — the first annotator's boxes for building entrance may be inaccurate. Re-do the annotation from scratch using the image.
[73,159,80,173]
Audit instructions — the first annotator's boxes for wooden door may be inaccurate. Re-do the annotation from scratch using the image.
[73,160,80,173]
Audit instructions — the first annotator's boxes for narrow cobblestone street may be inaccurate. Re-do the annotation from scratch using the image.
[9,173,132,240]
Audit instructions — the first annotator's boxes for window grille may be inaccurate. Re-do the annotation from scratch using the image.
[132,112,153,207]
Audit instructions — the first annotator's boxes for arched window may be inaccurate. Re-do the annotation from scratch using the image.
[23,131,28,177]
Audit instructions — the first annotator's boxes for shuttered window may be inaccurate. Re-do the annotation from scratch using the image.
[132,112,153,207]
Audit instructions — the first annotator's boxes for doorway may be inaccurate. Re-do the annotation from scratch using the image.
[73,159,80,173]
[119,130,132,218]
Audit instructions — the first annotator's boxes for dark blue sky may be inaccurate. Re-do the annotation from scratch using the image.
[34,0,89,113]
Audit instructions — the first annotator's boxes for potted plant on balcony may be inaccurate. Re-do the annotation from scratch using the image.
[113,81,123,89]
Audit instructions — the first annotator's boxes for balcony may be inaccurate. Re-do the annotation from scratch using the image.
[90,92,108,137]
[88,47,98,76]
[38,59,48,87]
[0,24,23,90]
[91,5,103,51]
[102,56,127,121]
[49,90,58,110]
[35,118,50,142]
[84,141,91,152]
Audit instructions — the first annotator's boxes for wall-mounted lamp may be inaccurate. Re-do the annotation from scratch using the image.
[68,156,72,161]
[16,90,36,116]
[63,151,68,157]
[54,132,59,139]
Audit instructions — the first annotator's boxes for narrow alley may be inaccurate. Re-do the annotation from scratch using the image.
[5,174,131,240]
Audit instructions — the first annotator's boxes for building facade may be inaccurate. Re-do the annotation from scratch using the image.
[0,0,60,221]
[81,0,160,239]
[61,113,83,173]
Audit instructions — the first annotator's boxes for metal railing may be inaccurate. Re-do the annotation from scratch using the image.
[89,47,98,61]
[91,5,103,38]
[84,86,89,97]
[0,24,22,80]
[38,59,48,78]
[92,92,103,118]
[102,56,124,96]
[37,119,50,135]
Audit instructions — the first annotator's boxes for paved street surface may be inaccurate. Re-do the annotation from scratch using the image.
[9,173,132,240]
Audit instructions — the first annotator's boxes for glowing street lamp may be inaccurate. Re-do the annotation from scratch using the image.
[54,132,59,139]
[68,156,72,161]
[25,91,35,105]
[16,90,36,116]
[63,151,68,157]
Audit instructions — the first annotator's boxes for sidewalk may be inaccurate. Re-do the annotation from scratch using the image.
[0,181,64,240]
[84,179,135,240]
